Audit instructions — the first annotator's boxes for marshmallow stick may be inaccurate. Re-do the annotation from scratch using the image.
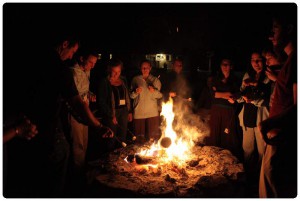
[116,124,136,141]
[126,128,137,141]
[114,135,127,147]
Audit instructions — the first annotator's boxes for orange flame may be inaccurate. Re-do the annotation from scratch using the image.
[135,97,199,167]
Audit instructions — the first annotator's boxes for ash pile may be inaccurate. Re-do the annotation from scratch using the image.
[88,143,246,198]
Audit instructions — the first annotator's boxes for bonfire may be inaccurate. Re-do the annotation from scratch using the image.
[90,98,245,197]
[126,97,201,168]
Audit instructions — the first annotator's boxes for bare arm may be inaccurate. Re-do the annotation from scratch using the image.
[68,95,114,138]
[3,117,38,144]
[3,128,18,143]
[69,95,101,127]
[215,92,232,100]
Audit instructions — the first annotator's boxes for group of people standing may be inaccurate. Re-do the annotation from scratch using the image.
[3,8,296,199]
[207,51,273,191]
[206,12,297,198]
[3,39,185,197]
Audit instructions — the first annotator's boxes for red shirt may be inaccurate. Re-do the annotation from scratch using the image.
[270,51,297,117]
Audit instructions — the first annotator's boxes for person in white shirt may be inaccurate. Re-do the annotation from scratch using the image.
[130,60,162,144]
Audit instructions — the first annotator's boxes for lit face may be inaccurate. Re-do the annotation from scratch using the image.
[269,19,288,50]
[251,53,264,73]
[220,59,231,75]
[111,65,122,80]
[60,42,79,61]
[264,52,280,66]
[83,55,98,71]
[173,60,183,74]
[141,62,151,77]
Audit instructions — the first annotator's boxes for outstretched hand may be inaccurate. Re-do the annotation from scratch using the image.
[259,119,281,145]
[16,116,38,140]
[95,125,114,138]
[228,97,235,104]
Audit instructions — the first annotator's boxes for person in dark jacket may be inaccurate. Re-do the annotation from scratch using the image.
[207,58,242,160]
[97,58,132,149]
[24,34,112,197]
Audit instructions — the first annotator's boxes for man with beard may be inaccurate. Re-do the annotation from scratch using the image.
[258,6,297,198]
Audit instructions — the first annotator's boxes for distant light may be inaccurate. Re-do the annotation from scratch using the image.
[176,27,179,33]
[160,53,164,59]
[110,54,112,59]
[155,54,166,61]
[98,54,102,60]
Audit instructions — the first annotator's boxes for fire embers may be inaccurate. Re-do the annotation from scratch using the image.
[95,145,245,197]
[124,153,162,175]
[124,152,190,181]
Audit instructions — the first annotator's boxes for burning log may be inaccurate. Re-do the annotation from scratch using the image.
[135,155,156,165]
[125,154,158,165]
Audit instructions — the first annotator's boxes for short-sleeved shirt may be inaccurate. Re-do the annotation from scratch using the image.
[269,51,297,117]
[71,63,90,102]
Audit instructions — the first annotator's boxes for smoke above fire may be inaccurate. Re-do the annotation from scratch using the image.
[163,97,210,144]
[136,96,210,166]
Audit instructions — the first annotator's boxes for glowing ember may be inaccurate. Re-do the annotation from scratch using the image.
[133,98,203,167]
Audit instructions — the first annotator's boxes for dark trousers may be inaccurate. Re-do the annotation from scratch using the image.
[207,104,243,160]
[259,128,297,198]
[106,107,129,149]
[110,107,129,142]
[42,131,70,197]
[134,116,160,142]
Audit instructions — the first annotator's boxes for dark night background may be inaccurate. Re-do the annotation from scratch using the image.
[1,3,298,198]
[3,3,297,116]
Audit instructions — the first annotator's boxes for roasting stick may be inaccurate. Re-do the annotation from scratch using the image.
[126,128,137,141]
[94,115,127,147]
[114,135,127,147]
[116,124,137,141]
